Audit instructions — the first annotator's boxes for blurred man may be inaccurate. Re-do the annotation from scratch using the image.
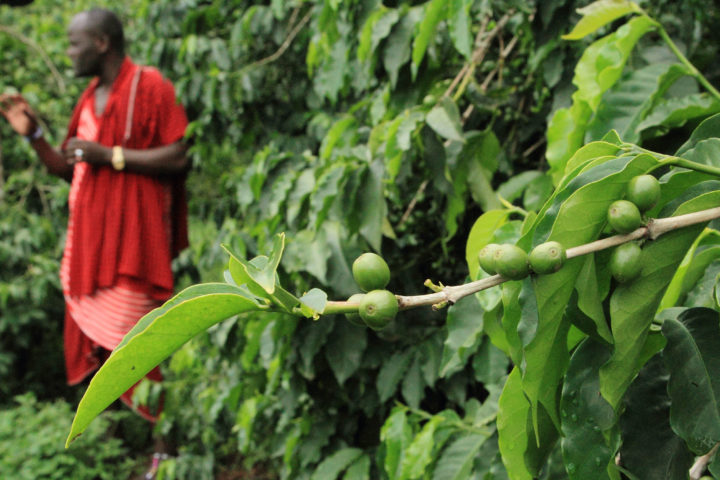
[0,9,188,430]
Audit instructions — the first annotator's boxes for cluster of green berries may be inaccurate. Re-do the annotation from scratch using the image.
[345,253,398,330]
[606,174,661,283]
[478,241,566,280]
[477,174,661,284]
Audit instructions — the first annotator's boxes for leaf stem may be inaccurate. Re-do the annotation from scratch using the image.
[661,157,720,178]
[654,23,720,102]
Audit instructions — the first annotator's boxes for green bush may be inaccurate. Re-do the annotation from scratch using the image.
[0,393,140,480]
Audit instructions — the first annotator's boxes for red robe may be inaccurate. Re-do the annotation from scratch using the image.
[61,57,188,419]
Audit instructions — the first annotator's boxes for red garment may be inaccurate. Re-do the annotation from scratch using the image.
[60,57,188,419]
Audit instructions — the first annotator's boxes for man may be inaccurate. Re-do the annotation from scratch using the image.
[0,9,189,423]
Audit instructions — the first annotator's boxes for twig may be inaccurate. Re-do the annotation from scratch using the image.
[249,8,312,68]
[398,179,429,227]
[0,25,65,93]
[689,443,719,480]
[391,206,720,310]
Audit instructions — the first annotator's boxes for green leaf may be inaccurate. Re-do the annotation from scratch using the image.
[574,254,613,344]
[325,320,367,386]
[401,353,425,409]
[298,288,328,319]
[620,355,694,480]
[563,141,622,178]
[357,7,400,62]
[497,368,558,480]
[311,447,364,480]
[440,295,485,377]
[465,210,511,280]
[676,112,720,158]
[321,115,356,160]
[431,433,489,480]
[426,97,464,142]
[447,0,472,58]
[600,190,720,410]
[637,93,720,139]
[562,0,642,40]
[546,15,655,181]
[560,339,616,480]
[587,63,691,144]
[661,229,720,309]
[381,407,412,479]
[411,0,446,80]
[383,7,422,88]
[343,454,370,480]
[662,308,720,454]
[67,283,263,446]
[399,415,444,479]
[358,160,387,252]
[224,233,285,295]
[377,350,414,402]
[497,171,544,204]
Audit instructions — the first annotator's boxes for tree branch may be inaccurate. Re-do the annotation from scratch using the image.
[249,8,312,69]
[391,206,720,310]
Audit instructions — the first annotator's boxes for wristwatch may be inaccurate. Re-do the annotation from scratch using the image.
[111,146,125,171]
[24,125,43,142]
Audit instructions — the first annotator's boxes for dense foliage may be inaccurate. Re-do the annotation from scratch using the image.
[2,1,720,479]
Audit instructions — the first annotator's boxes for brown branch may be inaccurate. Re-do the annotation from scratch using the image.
[0,25,65,93]
[250,8,312,68]
[689,443,719,480]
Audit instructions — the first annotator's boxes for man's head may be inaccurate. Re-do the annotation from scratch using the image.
[66,9,124,77]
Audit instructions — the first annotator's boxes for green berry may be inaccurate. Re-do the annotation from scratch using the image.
[529,241,566,274]
[344,293,366,327]
[478,243,501,275]
[352,253,391,292]
[609,242,643,283]
[359,289,398,330]
[626,174,660,212]
[607,200,643,234]
[493,244,530,280]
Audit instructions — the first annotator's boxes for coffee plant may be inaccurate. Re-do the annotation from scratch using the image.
[61,2,720,479]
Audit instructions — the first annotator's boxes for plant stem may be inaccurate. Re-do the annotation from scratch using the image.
[654,23,720,102]
[662,157,720,178]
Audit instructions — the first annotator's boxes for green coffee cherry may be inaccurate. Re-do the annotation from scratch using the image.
[352,253,391,292]
[609,242,643,283]
[359,289,398,330]
[529,241,567,274]
[344,293,366,327]
[607,200,643,234]
[626,174,660,212]
[493,244,530,280]
[478,243,501,275]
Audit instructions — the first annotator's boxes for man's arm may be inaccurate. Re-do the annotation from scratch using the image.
[0,94,73,180]
[64,138,189,176]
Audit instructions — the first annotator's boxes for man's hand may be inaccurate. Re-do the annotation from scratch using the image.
[63,137,109,166]
[0,94,38,137]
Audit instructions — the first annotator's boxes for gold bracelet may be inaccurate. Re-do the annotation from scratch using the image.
[111,146,125,171]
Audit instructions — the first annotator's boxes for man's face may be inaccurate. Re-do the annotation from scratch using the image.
[66,15,103,78]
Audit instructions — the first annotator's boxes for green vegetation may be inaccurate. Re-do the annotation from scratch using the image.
[3,1,720,479]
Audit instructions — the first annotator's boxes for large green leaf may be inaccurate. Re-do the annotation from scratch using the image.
[546,15,655,181]
[587,63,691,143]
[620,355,694,480]
[675,112,720,158]
[497,368,559,480]
[67,283,263,445]
[440,295,485,377]
[398,415,444,479]
[560,339,616,480]
[636,93,720,140]
[562,0,642,41]
[383,7,422,88]
[431,432,490,480]
[662,307,720,454]
[324,320,367,386]
[426,96,464,143]
[311,447,365,480]
[411,0,446,80]
[381,407,413,479]
[447,0,472,58]
[357,6,399,62]
[465,209,510,280]
[600,190,720,410]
